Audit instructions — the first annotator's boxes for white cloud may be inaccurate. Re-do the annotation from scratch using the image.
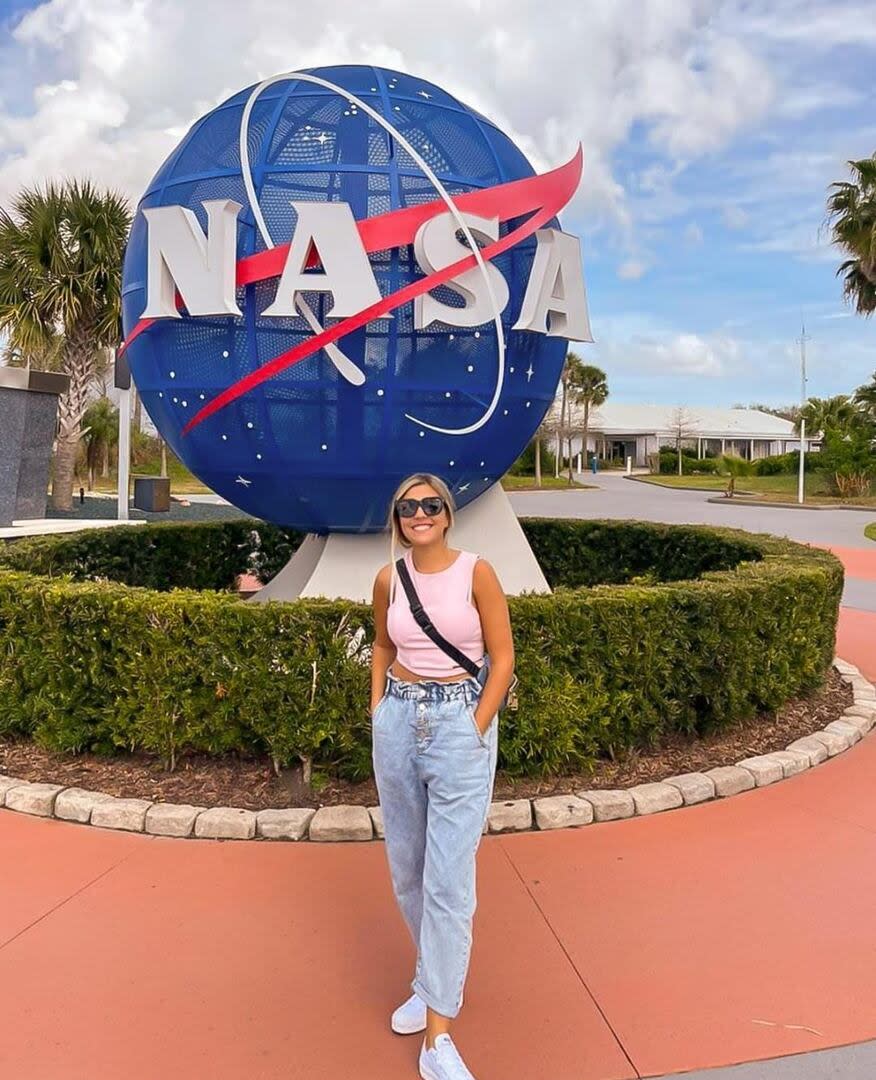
[774,83,864,118]
[722,204,749,229]
[594,326,741,378]
[0,0,778,233]
[617,259,648,280]
[683,221,704,245]
[730,1,876,48]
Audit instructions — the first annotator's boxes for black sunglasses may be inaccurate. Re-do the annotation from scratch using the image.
[395,496,446,518]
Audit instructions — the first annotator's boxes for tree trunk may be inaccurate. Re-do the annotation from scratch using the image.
[535,437,542,487]
[101,441,110,478]
[51,430,80,511]
[160,439,168,478]
[50,326,99,511]
[583,400,590,474]
[559,380,567,479]
[678,437,683,476]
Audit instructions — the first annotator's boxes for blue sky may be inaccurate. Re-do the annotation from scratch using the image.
[0,0,873,411]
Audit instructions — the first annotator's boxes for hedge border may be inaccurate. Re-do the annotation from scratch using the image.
[0,516,844,784]
[0,659,872,840]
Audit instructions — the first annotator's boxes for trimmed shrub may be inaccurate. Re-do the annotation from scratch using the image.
[753,451,826,476]
[0,518,843,779]
[659,450,722,475]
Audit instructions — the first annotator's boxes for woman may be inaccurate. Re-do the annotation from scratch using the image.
[370,473,515,1080]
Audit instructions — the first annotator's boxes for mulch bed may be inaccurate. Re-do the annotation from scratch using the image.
[0,669,853,811]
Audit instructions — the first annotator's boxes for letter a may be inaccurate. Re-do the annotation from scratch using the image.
[142,199,243,319]
[263,202,383,318]
[513,229,592,340]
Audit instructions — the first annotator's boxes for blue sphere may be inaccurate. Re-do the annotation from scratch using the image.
[121,65,568,532]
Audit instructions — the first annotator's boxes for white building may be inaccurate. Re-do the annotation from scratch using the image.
[556,403,819,468]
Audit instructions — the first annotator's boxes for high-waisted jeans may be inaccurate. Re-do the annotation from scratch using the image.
[371,671,499,1018]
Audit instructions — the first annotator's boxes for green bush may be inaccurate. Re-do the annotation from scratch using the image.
[0,518,843,779]
[507,437,557,477]
[752,450,826,476]
[0,520,305,590]
[658,450,721,475]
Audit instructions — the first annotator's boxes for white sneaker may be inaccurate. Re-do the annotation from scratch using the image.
[419,1033,477,1080]
[391,991,427,1034]
[391,990,464,1034]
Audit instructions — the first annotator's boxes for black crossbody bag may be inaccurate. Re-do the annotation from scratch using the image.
[395,557,518,711]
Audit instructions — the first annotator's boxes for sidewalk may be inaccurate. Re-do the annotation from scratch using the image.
[1,524,875,1079]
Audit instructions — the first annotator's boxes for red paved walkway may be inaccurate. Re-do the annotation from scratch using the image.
[1,561,874,1080]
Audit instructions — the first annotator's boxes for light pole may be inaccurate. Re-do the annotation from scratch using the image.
[796,325,810,505]
[114,346,131,522]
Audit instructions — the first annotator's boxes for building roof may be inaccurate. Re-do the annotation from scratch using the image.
[566,402,799,439]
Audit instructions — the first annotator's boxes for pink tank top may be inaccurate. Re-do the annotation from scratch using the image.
[387,548,485,678]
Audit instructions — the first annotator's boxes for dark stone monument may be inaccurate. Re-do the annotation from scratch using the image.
[0,367,70,527]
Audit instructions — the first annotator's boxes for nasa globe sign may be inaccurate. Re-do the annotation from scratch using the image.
[121,65,590,533]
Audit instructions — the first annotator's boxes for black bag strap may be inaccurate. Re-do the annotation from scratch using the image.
[395,557,481,678]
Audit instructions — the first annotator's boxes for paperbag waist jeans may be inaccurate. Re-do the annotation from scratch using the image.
[371,670,499,1019]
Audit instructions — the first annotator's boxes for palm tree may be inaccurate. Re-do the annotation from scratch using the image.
[826,152,876,316]
[0,180,131,510]
[82,397,119,491]
[568,363,608,481]
[853,370,876,420]
[795,395,855,438]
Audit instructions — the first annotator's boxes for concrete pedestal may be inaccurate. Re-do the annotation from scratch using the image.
[250,482,551,602]
[0,368,70,527]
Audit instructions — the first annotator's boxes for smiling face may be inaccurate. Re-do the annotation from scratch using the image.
[395,481,450,549]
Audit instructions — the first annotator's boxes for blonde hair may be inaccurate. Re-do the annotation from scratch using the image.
[387,473,456,590]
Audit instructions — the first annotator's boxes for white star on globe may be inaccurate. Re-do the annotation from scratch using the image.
[418,90,432,98]
[235,476,252,487]
[526,363,535,382]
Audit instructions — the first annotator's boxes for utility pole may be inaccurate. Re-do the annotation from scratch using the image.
[796,325,810,505]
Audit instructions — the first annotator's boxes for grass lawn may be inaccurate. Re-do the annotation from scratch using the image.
[501,474,593,491]
[866,523,876,542]
[640,472,876,507]
[90,461,594,498]
[91,456,213,495]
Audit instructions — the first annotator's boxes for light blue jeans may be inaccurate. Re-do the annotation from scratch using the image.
[371,671,499,1018]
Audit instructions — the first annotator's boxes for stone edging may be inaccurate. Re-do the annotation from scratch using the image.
[1,659,873,843]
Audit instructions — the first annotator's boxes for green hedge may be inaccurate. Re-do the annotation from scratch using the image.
[658,450,722,474]
[0,519,843,780]
[0,520,305,590]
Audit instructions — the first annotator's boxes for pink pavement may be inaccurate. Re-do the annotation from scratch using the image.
[1,555,875,1080]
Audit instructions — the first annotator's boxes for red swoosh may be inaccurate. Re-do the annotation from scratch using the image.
[121,148,583,435]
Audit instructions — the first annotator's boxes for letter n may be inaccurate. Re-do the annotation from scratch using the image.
[141,199,243,319]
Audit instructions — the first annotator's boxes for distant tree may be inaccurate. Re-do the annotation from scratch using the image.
[819,412,876,498]
[82,397,119,490]
[568,363,608,482]
[853,370,876,420]
[668,406,699,475]
[0,180,131,510]
[795,395,856,437]
[558,351,586,482]
[533,408,562,487]
[825,151,876,316]
[734,401,797,422]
